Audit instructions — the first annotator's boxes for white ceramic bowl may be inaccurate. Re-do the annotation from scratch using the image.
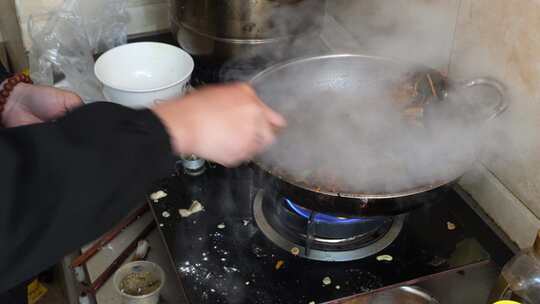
[94,42,194,108]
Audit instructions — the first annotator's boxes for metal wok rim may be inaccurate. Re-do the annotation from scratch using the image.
[250,53,425,83]
[252,162,462,199]
[250,53,467,199]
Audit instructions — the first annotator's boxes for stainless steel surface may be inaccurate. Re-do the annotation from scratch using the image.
[171,0,326,63]
[360,286,440,304]
[453,185,520,255]
[417,263,500,304]
[250,54,508,202]
[253,190,405,262]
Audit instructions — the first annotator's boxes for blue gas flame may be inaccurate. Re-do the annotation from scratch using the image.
[285,198,369,224]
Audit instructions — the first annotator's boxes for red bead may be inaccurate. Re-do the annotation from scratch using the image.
[0,97,5,104]
[4,83,13,91]
[7,78,17,85]
[0,91,9,98]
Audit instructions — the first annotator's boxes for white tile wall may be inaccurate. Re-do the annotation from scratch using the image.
[449,0,540,248]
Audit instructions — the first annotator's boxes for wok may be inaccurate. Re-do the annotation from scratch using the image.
[251,54,508,216]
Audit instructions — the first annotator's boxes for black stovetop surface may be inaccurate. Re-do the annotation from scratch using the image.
[148,165,512,304]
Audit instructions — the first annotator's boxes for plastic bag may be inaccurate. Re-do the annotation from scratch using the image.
[28,0,128,101]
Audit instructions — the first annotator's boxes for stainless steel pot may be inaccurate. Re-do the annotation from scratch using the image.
[171,0,327,64]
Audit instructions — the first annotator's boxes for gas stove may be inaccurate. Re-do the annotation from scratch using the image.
[148,165,513,304]
[253,190,405,262]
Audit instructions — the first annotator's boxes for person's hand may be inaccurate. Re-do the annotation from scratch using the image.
[152,83,287,167]
[1,82,83,127]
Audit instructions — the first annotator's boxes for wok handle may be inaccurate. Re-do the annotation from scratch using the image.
[458,77,509,120]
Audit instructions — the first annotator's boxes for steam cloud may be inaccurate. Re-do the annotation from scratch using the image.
[219,0,532,197]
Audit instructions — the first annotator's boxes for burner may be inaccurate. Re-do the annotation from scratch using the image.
[254,190,405,262]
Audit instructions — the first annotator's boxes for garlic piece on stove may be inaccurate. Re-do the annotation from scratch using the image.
[322,276,332,286]
[376,254,393,262]
[179,200,205,218]
[162,211,171,218]
[150,190,167,202]
[447,221,457,231]
[290,247,300,256]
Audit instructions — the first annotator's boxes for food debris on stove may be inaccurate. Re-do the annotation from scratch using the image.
[159,223,164,227]
[322,276,332,286]
[178,200,205,218]
[242,219,250,226]
[150,190,167,202]
[308,301,316,304]
[161,211,171,218]
[290,247,300,256]
[223,266,239,273]
[335,285,341,290]
[217,223,226,229]
[447,221,457,231]
[275,260,285,270]
[376,254,393,262]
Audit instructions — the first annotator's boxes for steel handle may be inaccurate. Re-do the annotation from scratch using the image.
[458,77,509,121]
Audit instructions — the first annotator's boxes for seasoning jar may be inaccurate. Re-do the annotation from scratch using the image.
[495,230,540,303]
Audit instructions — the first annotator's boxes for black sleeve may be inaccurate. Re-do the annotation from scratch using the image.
[0,102,175,292]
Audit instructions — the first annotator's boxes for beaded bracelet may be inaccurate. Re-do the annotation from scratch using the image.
[0,73,34,114]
